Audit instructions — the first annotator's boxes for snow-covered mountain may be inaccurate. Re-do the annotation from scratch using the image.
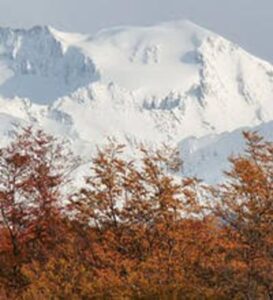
[0,20,272,183]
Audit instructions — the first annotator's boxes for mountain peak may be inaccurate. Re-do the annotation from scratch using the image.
[153,19,211,32]
[0,24,98,104]
[27,24,53,34]
[0,21,272,184]
[0,24,55,38]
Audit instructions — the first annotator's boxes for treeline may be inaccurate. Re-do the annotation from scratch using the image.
[0,128,272,299]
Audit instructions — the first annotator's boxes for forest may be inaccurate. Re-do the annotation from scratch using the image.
[0,127,272,299]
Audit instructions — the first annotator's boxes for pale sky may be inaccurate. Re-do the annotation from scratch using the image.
[0,0,273,62]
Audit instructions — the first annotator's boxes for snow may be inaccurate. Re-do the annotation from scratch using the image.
[0,20,272,183]
[0,25,98,104]
[180,120,273,184]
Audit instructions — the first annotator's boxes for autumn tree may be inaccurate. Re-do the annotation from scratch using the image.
[0,127,76,295]
[1,128,272,299]
[210,132,273,299]
[70,142,213,299]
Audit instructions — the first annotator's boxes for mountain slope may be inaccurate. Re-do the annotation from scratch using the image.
[180,120,273,183]
[0,20,272,182]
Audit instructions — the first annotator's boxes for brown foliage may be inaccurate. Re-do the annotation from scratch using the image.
[0,129,272,299]
[0,127,75,297]
[208,131,273,299]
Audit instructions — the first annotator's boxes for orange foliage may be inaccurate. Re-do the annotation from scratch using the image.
[0,129,272,299]
[208,131,273,299]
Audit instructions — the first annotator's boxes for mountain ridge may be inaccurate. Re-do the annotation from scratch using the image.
[0,20,272,182]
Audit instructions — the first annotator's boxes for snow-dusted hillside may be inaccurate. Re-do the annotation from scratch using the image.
[0,20,272,182]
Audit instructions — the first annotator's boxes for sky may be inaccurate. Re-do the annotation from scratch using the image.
[0,0,273,62]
